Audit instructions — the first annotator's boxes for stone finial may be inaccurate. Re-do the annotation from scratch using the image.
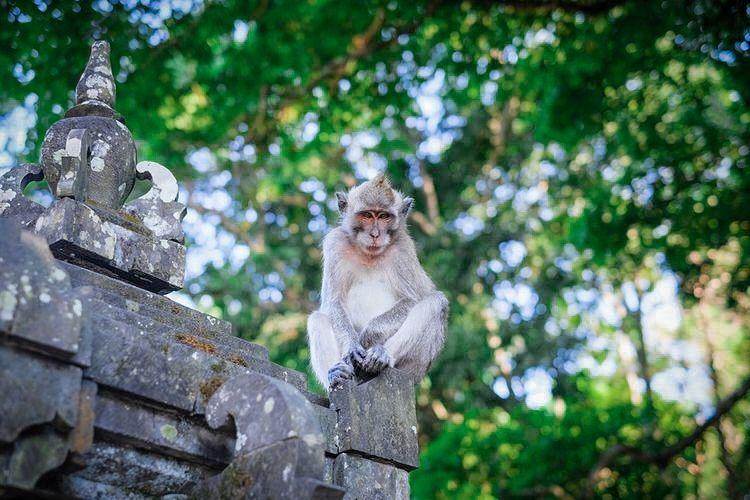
[75,41,116,108]
[40,40,137,210]
[4,40,186,294]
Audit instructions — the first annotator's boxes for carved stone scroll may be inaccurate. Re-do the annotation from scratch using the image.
[191,373,345,499]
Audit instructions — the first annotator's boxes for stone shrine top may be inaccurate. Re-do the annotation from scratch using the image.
[0,41,418,500]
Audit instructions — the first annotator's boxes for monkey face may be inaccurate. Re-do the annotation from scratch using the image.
[350,209,398,256]
[336,174,414,258]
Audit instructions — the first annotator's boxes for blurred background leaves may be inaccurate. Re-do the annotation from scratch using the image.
[1,0,749,497]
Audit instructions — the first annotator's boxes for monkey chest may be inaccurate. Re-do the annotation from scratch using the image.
[345,276,398,331]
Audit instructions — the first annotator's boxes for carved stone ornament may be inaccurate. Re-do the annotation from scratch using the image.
[191,373,345,499]
[0,41,187,293]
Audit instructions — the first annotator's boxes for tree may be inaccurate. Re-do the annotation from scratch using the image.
[2,0,748,497]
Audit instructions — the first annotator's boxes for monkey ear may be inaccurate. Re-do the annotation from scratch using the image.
[400,197,414,216]
[336,192,348,213]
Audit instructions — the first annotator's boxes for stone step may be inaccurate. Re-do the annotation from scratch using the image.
[60,261,232,337]
[94,389,234,467]
[85,315,307,414]
[81,295,268,365]
[62,261,270,361]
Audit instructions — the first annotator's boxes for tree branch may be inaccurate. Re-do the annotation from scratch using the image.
[586,373,750,497]
[410,210,438,235]
[419,161,441,225]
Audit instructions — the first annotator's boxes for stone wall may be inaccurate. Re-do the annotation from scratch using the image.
[0,41,418,499]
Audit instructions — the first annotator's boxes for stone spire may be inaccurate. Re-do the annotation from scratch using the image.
[75,40,116,108]
[40,40,136,209]
[2,40,186,293]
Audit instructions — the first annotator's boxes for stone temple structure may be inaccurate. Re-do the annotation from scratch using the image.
[0,42,418,499]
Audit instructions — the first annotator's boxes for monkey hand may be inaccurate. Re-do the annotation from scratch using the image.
[328,360,355,389]
[360,344,392,374]
[344,344,366,367]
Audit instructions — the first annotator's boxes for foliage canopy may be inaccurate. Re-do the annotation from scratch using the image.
[2,0,749,497]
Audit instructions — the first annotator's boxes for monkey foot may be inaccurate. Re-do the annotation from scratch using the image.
[328,360,354,389]
[360,345,392,374]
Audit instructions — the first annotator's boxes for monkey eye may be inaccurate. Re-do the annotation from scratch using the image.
[356,212,374,221]
[378,213,393,221]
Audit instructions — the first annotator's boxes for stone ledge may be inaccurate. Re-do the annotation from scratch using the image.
[328,369,420,471]
[34,198,184,294]
[333,453,410,500]
[94,390,234,467]
[84,313,307,414]
[59,441,216,498]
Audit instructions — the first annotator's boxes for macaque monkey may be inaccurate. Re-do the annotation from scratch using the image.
[307,174,448,389]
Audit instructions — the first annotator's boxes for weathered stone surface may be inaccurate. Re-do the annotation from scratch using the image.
[124,160,186,243]
[61,262,240,342]
[34,197,185,293]
[324,456,335,484]
[85,315,209,411]
[85,313,304,413]
[74,40,116,108]
[94,390,233,466]
[34,197,116,258]
[2,428,70,490]
[0,163,45,228]
[59,476,151,500]
[333,454,410,500]
[69,380,98,456]
[40,41,137,210]
[80,293,267,369]
[329,369,419,470]
[0,345,82,443]
[191,440,344,500]
[40,113,137,210]
[193,372,344,499]
[313,404,339,455]
[57,127,92,200]
[0,220,83,356]
[204,373,325,476]
[60,441,216,498]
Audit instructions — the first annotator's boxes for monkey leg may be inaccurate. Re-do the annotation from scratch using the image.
[307,311,347,389]
[383,292,448,381]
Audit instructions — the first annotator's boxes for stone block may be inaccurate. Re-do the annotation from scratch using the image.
[0,163,45,228]
[329,369,419,470]
[33,198,185,293]
[60,441,216,498]
[333,454,410,500]
[85,315,211,411]
[85,314,306,413]
[70,380,97,456]
[313,404,339,455]
[61,261,239,341]
[80,293,266,369]
[0,220,83,357]
[190,440,344,500]
[94,390,233,466]
[0,345,82,443]
[2,428,71,490]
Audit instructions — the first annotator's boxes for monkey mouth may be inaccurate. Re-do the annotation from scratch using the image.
[365,244,384,254]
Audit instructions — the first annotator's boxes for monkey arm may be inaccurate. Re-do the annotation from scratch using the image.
[327,299,365,360]
[360,298,416,346]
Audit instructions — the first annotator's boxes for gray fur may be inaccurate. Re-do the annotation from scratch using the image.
[307,176,448,389]
[360,298,415,347]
